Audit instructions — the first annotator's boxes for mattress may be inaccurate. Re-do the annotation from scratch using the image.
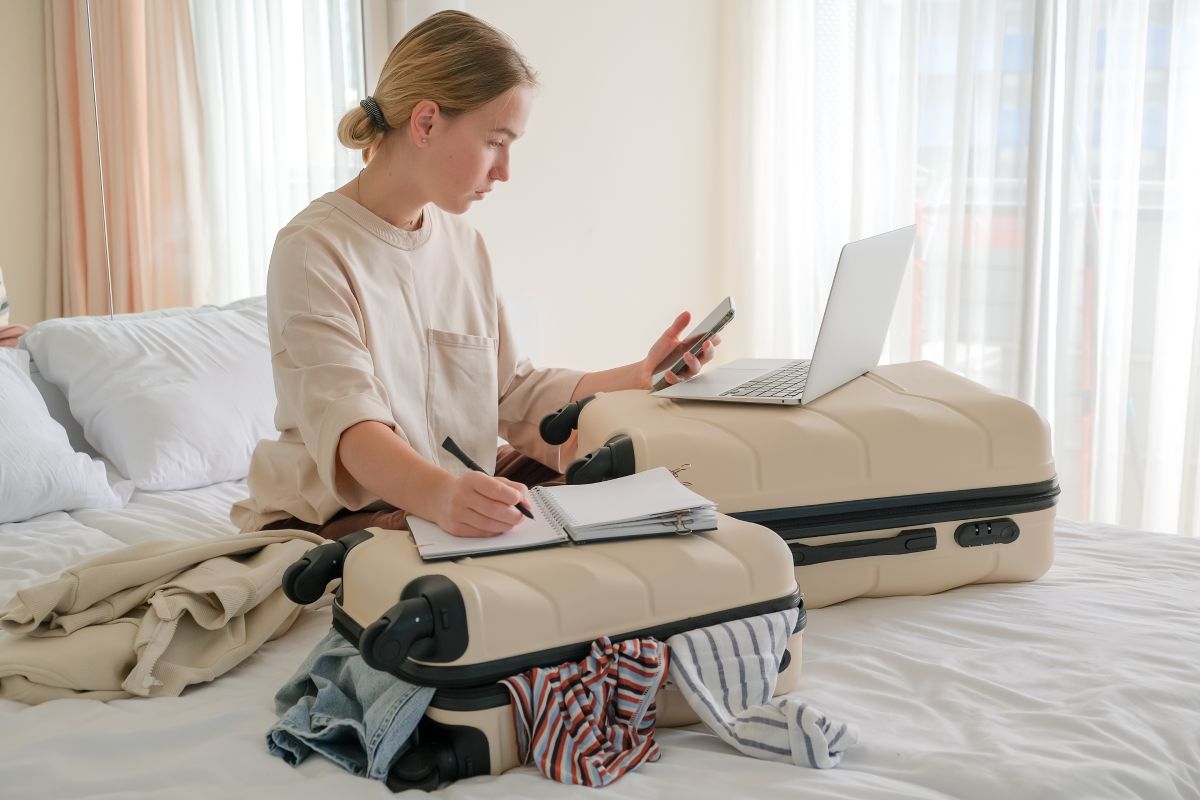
[1,484,1197,799]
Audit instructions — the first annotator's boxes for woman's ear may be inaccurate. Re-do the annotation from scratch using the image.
[409,99,439,147]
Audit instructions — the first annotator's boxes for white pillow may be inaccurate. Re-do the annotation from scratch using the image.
[0,348,123,523]
[22,298,276,491]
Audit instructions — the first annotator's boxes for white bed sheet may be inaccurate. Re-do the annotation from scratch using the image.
[0,512,126,596]
[0,479,248,597]
[1,491,1197,800]
[69,478,249,547]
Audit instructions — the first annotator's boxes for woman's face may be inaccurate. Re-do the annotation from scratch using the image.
[427,86,533,214]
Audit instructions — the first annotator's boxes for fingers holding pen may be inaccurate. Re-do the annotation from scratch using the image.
[438,471,526,536]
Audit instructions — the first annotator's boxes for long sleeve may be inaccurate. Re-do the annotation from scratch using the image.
[266,235,403,509]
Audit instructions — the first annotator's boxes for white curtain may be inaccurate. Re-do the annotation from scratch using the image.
[736,0,1200,534]
[188,0,367,303]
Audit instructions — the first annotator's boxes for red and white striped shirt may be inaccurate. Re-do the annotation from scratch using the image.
[502,636,669,787]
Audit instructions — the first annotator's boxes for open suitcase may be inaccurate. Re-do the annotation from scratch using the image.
[540,361,1060,609]
[282,513,806,790]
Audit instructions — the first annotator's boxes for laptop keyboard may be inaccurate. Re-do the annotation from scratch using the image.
[719,360,810,399]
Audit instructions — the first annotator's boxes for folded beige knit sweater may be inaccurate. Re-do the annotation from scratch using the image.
[0,529,326,704]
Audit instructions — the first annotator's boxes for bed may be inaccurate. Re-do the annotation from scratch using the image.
[2,302,1198,799]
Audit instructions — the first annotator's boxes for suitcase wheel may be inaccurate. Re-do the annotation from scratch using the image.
[387,718,491,791]
[282,530,374,605]
[387,746,444,792]
[360,597,437,671]
[538,395,596,445]
[359,576,470,672]
[565,435,636,484]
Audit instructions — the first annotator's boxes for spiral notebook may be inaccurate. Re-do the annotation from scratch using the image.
[407,467,718,560]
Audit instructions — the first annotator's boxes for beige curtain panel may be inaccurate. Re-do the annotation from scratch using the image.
[44,0,210,318]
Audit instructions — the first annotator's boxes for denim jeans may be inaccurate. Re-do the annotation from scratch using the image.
[266,628,435,781]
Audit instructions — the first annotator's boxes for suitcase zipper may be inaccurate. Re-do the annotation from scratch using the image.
[731,477,1060,540]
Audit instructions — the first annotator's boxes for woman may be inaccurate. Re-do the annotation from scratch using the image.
[232,10,717,541]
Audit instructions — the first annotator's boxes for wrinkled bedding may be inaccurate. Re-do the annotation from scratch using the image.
[1,486,1196,800]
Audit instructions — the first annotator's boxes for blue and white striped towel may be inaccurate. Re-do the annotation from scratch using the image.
[666,608,857,769]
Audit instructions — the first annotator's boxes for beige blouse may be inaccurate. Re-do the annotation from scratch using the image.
[231,193,584,531]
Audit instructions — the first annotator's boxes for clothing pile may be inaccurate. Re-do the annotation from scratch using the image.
[0,531,324,703]
[267,606,857,789]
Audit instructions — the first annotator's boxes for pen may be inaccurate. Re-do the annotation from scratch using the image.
[441,436,535,519]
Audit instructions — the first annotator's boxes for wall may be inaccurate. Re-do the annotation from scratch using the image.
[464,0,722,371]
[0,0,47,325]
[0,0,724,365]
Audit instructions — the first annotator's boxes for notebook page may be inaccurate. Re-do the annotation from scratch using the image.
[407,504,567,560]
[537,467,715,528]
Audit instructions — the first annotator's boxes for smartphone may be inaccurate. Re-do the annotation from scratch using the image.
[650,296,735,392]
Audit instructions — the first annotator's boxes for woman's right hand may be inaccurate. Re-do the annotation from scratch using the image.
[434,471,530,538]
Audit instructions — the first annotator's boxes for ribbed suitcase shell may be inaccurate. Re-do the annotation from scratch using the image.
[334,515,802,685]
[569,361,1058,608]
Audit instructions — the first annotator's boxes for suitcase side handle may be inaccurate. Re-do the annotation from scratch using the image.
[790,528,937,565]
[538,395,596,445]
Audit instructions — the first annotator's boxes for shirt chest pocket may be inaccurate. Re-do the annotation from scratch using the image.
[426,329,500,472]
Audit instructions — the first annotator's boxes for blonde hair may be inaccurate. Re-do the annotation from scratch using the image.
[338,11,537,162]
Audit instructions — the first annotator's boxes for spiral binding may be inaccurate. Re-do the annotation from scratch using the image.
[528,487,573,534]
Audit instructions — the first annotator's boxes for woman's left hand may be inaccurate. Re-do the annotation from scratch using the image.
[638,311,721,389]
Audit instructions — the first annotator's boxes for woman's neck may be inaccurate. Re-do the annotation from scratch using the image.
[339,144,426,231]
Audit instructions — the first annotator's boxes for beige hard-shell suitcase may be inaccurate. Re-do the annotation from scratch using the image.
[282,514,805,789]
[540,361,1059,609]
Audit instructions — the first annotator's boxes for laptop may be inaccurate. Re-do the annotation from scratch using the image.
[654,224,916,405]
